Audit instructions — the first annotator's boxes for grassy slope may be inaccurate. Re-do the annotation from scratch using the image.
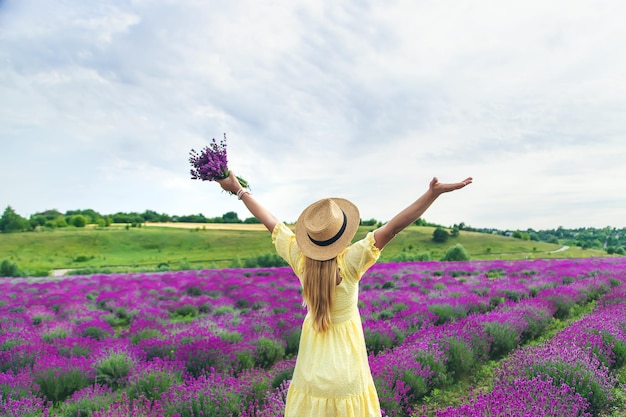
[0,224,609,274]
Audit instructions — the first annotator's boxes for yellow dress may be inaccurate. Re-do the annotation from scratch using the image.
[272,222,382,417]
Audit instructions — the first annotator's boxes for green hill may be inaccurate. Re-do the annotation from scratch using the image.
[0,224,610,277]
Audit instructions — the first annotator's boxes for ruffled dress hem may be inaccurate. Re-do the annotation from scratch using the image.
[285,383,381,417]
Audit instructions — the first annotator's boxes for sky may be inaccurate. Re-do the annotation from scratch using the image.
[1,0,625,231]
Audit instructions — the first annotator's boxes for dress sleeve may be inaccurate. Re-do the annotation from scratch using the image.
[340,231,381,283]
[271,222,303,273]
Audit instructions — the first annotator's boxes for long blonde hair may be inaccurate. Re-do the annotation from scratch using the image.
[302,256,337,332]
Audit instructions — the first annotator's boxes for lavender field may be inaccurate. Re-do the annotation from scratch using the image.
[1,257,625,416]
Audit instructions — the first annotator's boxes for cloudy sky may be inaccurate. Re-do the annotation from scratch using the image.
[1,0,625,231]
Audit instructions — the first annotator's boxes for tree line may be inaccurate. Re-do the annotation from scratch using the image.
[1,205,625,255]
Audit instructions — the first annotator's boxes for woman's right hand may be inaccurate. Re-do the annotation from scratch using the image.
[216,171,243,194]
[429,176,473,196]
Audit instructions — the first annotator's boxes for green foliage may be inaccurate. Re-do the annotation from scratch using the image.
[185,285,203,296]
[415,350,449,388]
[126,369,181,401]
[364,328,396,354]
[443,337,476,382]
[80,326,108,341]
[272,366,295,389]
[0,206,30,232]
[482,322,519,360]
[213,305,236,316]
[233,350,255,374]
[242,253,288,268]
[441,244,470,261]
[172,304,199,318]
[221,211,241,223]
[73,255,92,263]
[546,295,575,319]
[41,328,68,342]
[374,308,395,320]
[284,329,301,356]
[162,388,242,417]
[519,310,550,343]
[254,337,285,369]
[526,361,612,415]
[129,328,161,345]
[432,227,450,243]
[103,307,135,327]
[51,392,115,417]
[0,341,36,373]
[219,331,243,343]
[601,331,626,369]
[69,215,87,227]
[381,281,395,289]
[391,251,432,262]
[95,352,133,390]
[34,367,93,403]
[360,218,378,226]
[399,368,430,400]
[428,303,467,325]
[0,259,22,277]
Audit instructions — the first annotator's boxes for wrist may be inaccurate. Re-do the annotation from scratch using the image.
[425,188,439,200]
[236,188,251,200]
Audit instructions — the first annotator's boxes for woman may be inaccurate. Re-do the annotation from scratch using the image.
[217,172,472,417]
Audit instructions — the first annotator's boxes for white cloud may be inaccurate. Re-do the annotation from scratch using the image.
[1,0,625,230]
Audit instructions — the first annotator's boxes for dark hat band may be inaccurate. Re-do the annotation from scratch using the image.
[307,211,347,247]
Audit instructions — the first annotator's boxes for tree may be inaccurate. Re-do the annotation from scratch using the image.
[70,215,87,227]
[0,206,29,232]
[221,211,241,223]
[432,227,450,243]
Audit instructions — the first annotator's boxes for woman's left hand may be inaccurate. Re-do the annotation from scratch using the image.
[216,171,243,194]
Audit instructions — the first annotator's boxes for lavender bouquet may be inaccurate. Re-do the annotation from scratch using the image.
[189,134,249,194]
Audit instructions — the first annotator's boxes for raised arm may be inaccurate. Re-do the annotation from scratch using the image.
[373,176,473,250]
[216,171,279,233]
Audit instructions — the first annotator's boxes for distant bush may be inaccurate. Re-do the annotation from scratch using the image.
[242,253,288,268]
[433,227,450,243]
[441,244,470,261]
[0,259,22,277]
[391,251,432,262]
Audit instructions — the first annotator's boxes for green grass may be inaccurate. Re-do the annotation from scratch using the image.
[0,224,609,276]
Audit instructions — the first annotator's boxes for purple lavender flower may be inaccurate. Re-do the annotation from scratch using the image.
[189,134,249,191]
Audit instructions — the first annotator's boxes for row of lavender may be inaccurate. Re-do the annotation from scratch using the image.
[367,261,626,416]
[0,257,625,416]
[434,283,626,417]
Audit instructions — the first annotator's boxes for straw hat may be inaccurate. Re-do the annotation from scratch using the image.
[295,198,360,261]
